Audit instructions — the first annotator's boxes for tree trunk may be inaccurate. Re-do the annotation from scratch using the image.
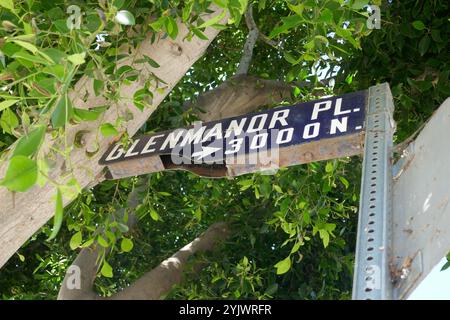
[111,222,229,300]
[0,7,227,269]
[58,222,229,300]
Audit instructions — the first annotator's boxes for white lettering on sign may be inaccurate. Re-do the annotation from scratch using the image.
[268,109,289,128]
[303,123,320,139]
[330,117,348,135]
[124,139,141,158]
[180,126,206,147]
[311,100,332,120]
[250,133,268,150]
[105,144,124,162]
[161,129,185,150]
[276,128,294,144]
[224,118,247,138]
[202,123,223,142]
[100,93,365,166]
[247,114,268,132]
[333,98,351,116]
[224,137,243,155]
[142,134,165,154]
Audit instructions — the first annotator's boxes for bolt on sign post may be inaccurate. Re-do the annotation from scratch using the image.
[99,83,397,300]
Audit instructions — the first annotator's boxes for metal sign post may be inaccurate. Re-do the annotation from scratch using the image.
[352,83,396,299]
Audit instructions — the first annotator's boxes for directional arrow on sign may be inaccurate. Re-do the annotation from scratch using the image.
[192,146,222,160]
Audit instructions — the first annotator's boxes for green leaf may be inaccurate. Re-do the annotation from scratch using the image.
[339,176,350,189]
[290,241,301,254]
[431,29,442,42]
[115,10,135,26]
[13,125,46,157]
[150,16,166,32]
[17,253,25,262]
[273,185,282,193]
[121,238,134,252]
[12,51,49,65]
[351,0,368,10]
[165,16,179,40]
[117,223,129,233]
[412,20,426,31]
[67,52,86,66]
[197,10,226,29]
[97,235,109,247]
[0,99,19,112]
[287,3,304,15]
[284,52,299,65]
[303,211,311,224]
[101,261,113,278]
[195,207,202,221]
[80,238,95,248]
[73,107,106,122]
[264,283,278,296]
[70,231,83,250]
[325,162,333,173]
[320,8,333,24]
[418,35,430,56]
[441,261,450,271]
[274,256,291,275]
[0,156,37,192]
[47,188,63,240]
[93,79,103,96]
[182,1,194,22]
[238,179,253,191]
[143,55,160,68]
[51,94,73,128]
[319,229,330,248]
[0,0,14,11]
[100,123,119,137]
[113,0,125,9]
[10,40,38,54]
[42,48,67,64]
[192,28,209,40]
[150,208,160,221]
[1,108,19,134]
[269,15,303,38]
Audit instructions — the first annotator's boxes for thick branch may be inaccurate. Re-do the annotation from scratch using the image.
[57,178,147,300]
[111,222,229,300]
[188,75,294,121]
[0,6,227,269]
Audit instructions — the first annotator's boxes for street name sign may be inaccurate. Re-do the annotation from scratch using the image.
[99,90,367,179]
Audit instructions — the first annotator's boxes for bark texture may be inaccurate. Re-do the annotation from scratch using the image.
[0,7,226,269]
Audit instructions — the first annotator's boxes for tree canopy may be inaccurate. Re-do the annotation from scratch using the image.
[0,0,448,300]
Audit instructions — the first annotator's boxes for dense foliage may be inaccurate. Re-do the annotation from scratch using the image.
[0,0,448,299]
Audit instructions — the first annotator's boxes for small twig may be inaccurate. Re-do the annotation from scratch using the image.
[259,33,280,49]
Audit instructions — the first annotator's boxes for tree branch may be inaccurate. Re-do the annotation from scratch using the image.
[57,178,147,300]
[235,4,259,76]
[111,222,229,300]
[0,5,228,269]
[187,75,293,121]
